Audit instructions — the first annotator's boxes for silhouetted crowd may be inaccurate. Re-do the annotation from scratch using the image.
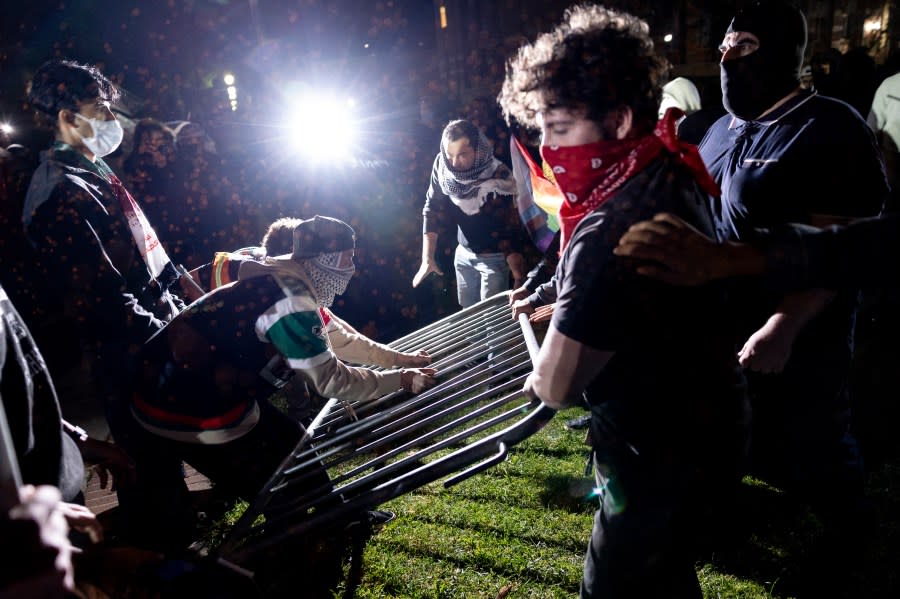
[4,1,900,598]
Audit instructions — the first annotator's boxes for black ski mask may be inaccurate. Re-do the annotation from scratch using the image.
[720,0,807,120]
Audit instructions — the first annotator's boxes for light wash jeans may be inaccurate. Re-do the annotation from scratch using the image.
[454,244,510,308]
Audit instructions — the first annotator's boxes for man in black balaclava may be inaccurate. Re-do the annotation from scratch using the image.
[699,1,889,594]
[719,0,806,120]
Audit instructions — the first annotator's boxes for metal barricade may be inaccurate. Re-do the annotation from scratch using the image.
[216,293,555,563]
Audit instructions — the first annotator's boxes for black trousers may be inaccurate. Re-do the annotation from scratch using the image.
[115,400,325,551]
[581,440,743,599]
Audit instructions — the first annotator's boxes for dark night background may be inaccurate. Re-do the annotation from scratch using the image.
[1,0,897,341]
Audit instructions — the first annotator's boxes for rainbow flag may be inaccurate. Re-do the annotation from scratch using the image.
[509,135,563,254]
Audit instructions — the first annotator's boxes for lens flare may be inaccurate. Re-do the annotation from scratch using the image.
[284,93,357,162]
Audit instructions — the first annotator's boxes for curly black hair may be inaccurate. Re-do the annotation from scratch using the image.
[261,217,303,256]
[498,4,669,135]
[27,59,120,130]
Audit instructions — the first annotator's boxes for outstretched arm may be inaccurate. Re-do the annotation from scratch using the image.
[614,212,765,284]
[412,232,444,287]
[325,310,432,368]
[257,296,436,400]
[615,212,900,290]
[416,161,449,288]
[64,420,136,492]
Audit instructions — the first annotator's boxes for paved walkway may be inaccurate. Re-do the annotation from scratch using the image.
[84,463,212,515]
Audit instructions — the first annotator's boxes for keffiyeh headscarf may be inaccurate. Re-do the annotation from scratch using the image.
[304,251,355,308]
[435,123,517,215]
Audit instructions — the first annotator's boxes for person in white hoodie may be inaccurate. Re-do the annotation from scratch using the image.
[658,76,725,144]
[657,77,702,120]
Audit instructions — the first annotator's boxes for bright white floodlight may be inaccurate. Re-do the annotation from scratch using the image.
[284,92,357,162]
[0,122,13,135]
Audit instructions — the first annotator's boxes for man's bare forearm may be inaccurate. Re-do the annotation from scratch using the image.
[422,232,438,262]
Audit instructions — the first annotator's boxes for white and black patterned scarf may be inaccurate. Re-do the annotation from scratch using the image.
[435,129,517,216]
[303,252,355,308]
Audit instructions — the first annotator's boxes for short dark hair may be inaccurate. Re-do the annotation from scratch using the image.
[499,4,669,135]
[261,217,303,256]
[441,119,480,152]
[27,59,119,130]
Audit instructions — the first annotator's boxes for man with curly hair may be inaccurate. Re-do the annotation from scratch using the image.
[501,5,749,597]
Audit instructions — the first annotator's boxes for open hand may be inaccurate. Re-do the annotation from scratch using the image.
[56,501,103,544]
[7,485,77,593]
[412,260,443,287]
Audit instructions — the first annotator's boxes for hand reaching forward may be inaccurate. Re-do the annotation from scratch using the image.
[614,213,722,285]
[401,368,438,394]
[412,260,443,288]
[396,350,432,368]
[55,500,104,544]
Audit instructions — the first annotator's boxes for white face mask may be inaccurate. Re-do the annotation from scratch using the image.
[75,112,124,157]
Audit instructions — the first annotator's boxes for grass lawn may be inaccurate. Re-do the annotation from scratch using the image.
[333,406,900,599]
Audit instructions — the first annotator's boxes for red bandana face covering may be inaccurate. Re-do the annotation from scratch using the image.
[541,108,720,251]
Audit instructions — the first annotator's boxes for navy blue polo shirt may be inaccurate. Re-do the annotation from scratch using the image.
[700,89,888,394]
[700,90,886,242]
